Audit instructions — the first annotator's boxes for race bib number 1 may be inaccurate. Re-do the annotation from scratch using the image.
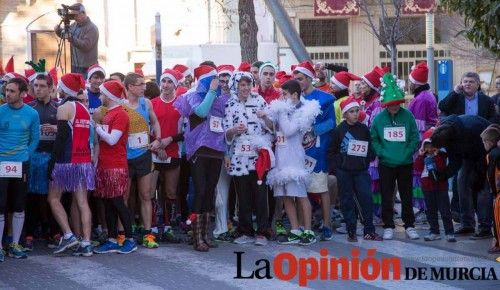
[128,131,149,149]
[304,156,317,173]
[209,116,224,133]
[0,161,22,178]
[347,140,369,157]
[383,127,406,142]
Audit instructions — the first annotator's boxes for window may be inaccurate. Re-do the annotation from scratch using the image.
[379,17,442,45]
[299,19,348,46]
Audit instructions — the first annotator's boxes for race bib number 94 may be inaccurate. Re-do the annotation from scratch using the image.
[128,131,149,149]
[0,161,22,178]
[383,127,406,142]
[347,140,368,157]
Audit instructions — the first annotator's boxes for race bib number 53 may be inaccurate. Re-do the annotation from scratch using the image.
[128,131,149,149]
[235,143,255,156]
[0,161,22,178]
[383,127,406,142]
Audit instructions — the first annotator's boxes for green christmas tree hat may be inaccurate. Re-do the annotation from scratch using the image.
[379,72,405,108]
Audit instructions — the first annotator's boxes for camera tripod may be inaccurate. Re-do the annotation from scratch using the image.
[55,18,70,74]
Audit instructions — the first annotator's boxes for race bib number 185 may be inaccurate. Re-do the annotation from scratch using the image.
[383,127,406,142]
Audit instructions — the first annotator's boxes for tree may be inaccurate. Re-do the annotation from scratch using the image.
[238,0,259,63]
[357,0,418,75]
[440,0,499,57]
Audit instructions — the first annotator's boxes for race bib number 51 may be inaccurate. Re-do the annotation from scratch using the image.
[0,161,22,178]
[383,127,406,142]
[347,140,368,157]
[128,131,149,149]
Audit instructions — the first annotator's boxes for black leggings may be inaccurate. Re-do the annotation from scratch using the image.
[25,194,58,237]
[104,197,132,239]
[190,156,222,214]
[177,156,191,220]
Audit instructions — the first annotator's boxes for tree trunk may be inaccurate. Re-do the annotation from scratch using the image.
[238,0,258,63]
[390,43,398,76]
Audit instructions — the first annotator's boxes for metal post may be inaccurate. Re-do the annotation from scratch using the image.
[155,13,162,84]
[426,12,435,93]
[263,0,310,62]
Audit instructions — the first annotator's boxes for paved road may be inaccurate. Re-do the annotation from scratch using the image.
[1,225,500,290]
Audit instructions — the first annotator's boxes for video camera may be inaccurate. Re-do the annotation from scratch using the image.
[57,4,77,23]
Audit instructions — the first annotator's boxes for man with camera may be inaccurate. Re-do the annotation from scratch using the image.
[54,3,98,76]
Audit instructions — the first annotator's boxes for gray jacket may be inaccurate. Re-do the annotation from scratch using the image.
[57,17,99,68]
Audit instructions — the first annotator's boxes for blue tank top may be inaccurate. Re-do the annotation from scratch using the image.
[126,97,151,159]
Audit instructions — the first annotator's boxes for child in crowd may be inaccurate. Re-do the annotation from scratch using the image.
[328,97,382,242]
[415,128,455,242]
[480,124,500,261]
[259,80,320,245]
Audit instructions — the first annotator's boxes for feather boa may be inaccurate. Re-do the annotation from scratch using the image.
[267,167,310,187]
[268,99,321,133]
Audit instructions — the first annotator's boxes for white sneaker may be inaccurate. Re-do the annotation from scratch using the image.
[233,235,255,244]
[424,233,441,241]
[383,228,394,240]
[406,227,420,240]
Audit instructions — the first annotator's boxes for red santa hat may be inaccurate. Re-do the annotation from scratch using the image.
[48,67,58,86]
[362,66,389,92]
[217,64,235,76]
[25,69,37,83]
[86,64,105,81]
[3,72,28,83]
[275,70,286,80]
[255,148,275,185]
[277,74,292,87]
[172,64,192,78]
[290,64,297,73]
[422,127,435,144]
[358,110,368,124]
[237,62,251,72]
[175,86,188,97]
[4,56,14,73]
[409,62,429,85]
[293,61,315,79]
[160,68,183,87]
[99,80,126,103]
[59,73,86,97]
[330,71,361,90]
[340,96,360,115]
[194,65,217,81]
[134,68,144,77]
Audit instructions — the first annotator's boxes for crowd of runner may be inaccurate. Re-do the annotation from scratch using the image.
[0,58,499,263]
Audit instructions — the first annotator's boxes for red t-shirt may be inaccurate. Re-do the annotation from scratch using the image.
[98,106,129,169]
[151,95,182,158]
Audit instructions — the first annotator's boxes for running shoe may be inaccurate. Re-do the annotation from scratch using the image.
[142,234,159,249]
[278,231,302,245]
[0,249,5,262]
[424,233,441,241]
[53,235,79,254]
[275,220,287,236]
[363,232,383,241]
[162,228,181,244]
[117,234,126,246]
[299,230,317,246]
[215,232,234,243]
[118,239,137,254]
[233,235,255,244]
[24,236,34,252]
[72,244,93,257]
[94,240,120,254]
[47,234,61,249]
[320,227,333,241]
[9,243,27,259]
[254,235,268,246]
[347,231,358,242]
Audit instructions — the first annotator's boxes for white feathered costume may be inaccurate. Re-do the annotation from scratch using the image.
[266,98,321,197]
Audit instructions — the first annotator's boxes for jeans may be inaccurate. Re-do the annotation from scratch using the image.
[233,171,270,237]
[336,169,375,235]
[379,164,415,229]
[423,190,454,235]
[190,156,222,214]
[457,159,492,231]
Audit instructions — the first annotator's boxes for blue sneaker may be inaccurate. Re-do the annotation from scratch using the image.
[72,244,93,257]
[321,227,333,241]
[0,249,6,262]
[53,235,79,254]
[118,239,137,254]
[94,240,120,254]
[9,243,27,259]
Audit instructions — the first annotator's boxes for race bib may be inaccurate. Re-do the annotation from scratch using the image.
[152,153,171,164]
[347,140,369,157]
[421,166,429,178]
[101,124,109,133]
[0,161,22,178]
[39,126,56,141]
[209,116,224,133]
[235,142,255,156]
[383,127,406,142]
[304,156,317,173]
[128,131,149,149]
[276,131,287,146]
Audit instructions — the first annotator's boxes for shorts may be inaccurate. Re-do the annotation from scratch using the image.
[95,167,128,198]
[0,161,29,212]
[306,171,328,193]
[28,152,51,194]
[128,151,153,178]
[273,181,307,198]
[154,157,181,171]
[51,162,95,192]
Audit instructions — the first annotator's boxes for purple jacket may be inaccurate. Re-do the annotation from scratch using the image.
[175,91,229,159]
[409,90,438,138]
